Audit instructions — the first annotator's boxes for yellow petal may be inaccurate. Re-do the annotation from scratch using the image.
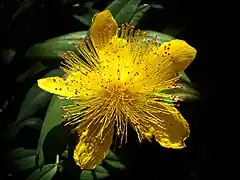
[37,72,88,97]
[129,101,190,149]
[73,118,114,169]
[158,39,196,74]
[153,104,190,148]
[90,10,118,50]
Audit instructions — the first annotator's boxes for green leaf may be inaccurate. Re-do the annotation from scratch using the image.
[143,30,175,43]
[80,166,110,180]
[162,28,181,37]
[25,31,88,68]
[129,4,150,26]
[103,150,126,170]
[178,71,191,84]
[18,117,43,129]
[73,8,99,27]
[3,117,42,140]
[7,148,37,173]
[36,95,72,167]
[105,0,131,17]
[73,14,91,27]
[16,69,63,123]
[61,149,125,179]
[79,150,126,179]
[26,163,58,180]
[161,83,200,102]
[16,61,47,83]
[105,150,120,161]
[45,31,88,42]
[16,87,52,123]
[105,0,141,25]
[42,123,70,164]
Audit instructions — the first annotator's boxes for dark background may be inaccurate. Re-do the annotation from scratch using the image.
[0,0,232,179]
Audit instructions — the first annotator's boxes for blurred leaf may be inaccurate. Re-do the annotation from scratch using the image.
[1,69,63,141]
[36,95,72,167]
[73,14,91,27]
[16,89,52,123]
[150,3,164,9]
[45,31,87,42]
[19,69,63,111]
[16,69,63,123]
[105,0,130,17]
[18,117,43,129]
[16,61,47,83]
[25,31,88,68]
[129,4,150,26]
[0,49,16,64]
[162,28,181,37]
[3,117,42,140]
[105,0,141,25]
[26,163,58,180]
[161,82,200,102]
[7,148,37,173]
[8,0,36,28]
[73,8,99,27]
[61,150,68,158]
[58,0,79,7]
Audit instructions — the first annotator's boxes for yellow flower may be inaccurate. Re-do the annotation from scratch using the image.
[38,10,196,170]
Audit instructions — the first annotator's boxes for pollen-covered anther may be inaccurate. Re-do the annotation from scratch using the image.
[62,114,68,119]
[151,35,158,44]
[171,95,182,102]
[152,38,157,44]
[171,82,177,87]
[60,52,67,57]
[135,29,141,35]
[67,50,74,55]
[176,76,183,83]
[59,66,64,71]
[125,23,131,29]
[175,103,180,107]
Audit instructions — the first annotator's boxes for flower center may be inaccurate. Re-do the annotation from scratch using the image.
[102,83,136,108]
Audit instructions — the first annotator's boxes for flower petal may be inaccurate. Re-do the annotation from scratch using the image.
[157,39,196,74]
[37,72,90,97]
[74,118,114,170]
[129,101,190,149]
[153,104,190,148]
[130,39,196,85]
[90,10,118,50]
